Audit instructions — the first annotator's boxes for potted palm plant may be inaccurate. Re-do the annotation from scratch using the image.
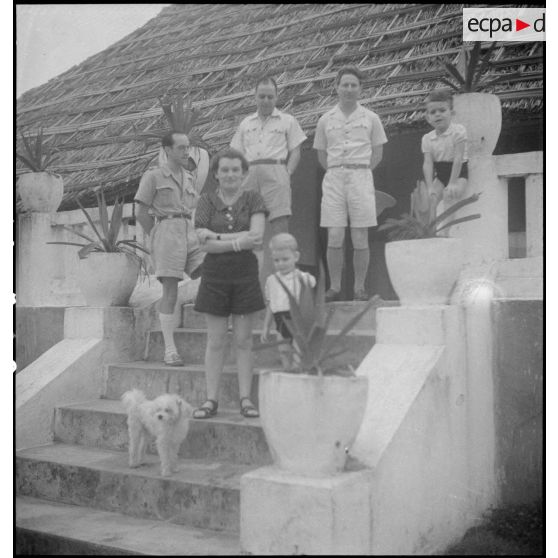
[438,42,519,156]
[255,267,378,475]
[379,190,481,306]
[16,127,64,212]
[134,91,211,191]
[47,190,149,306]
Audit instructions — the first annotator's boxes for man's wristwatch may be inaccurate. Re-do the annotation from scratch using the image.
[216,234,221,240]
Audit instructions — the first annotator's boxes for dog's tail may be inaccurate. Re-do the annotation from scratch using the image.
[121,389,146,411]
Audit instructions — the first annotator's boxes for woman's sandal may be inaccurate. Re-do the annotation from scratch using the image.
[240,397,259,418]
[193,399,218,419]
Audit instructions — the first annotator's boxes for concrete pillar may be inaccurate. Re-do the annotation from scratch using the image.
[16,213,60,306]
[525,173,543,257]
[450,155,508,265]
[241,466,372,555]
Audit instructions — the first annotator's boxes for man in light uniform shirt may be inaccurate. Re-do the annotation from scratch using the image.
[231,76,307,236]
[313,66,388,302]
[135,131,204,366]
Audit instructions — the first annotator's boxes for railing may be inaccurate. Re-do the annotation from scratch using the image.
[494,151,543,259]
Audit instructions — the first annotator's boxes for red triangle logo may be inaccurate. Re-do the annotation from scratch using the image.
[516,18,530,31]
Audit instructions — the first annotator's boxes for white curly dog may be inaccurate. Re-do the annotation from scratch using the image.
[122,389,193,477]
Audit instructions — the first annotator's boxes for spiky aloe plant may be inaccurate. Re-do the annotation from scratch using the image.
[256,264,378,376]
[47,190,149,274]
[16,128,57,172]
[158,92,211,151]
[438,42,520,93]
[379,192,481,241]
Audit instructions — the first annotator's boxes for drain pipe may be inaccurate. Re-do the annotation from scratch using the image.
[461,275,499,515]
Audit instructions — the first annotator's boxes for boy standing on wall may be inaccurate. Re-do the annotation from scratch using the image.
[421,89,468,223]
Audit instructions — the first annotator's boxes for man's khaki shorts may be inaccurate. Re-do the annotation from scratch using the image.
[149,218,205,280]
[242,164,291,221]
[320,168,377,228]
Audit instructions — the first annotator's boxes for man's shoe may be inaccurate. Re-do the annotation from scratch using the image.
[164,352,184,366]
[353,289,369,301]
[325,289,341,303]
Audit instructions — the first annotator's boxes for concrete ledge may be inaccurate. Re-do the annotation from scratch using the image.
[16,307,65,369]
[16,338,104,449]
[241,466,372,555]
[376,306,451,345]
[16,305,157,450]
[352,343,445,467]
[494,151,542,177]
[348,302,490,554]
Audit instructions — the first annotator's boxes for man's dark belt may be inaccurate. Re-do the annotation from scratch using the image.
[250,158,287,165]
[328,163,370,170]
[154,213,191,223]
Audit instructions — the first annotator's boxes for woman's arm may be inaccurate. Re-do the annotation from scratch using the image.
[199,212,265,253]
[260,305,274,343]
[197,228,246,243]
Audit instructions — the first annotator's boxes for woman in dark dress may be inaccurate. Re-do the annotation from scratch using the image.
[193,149,267,419]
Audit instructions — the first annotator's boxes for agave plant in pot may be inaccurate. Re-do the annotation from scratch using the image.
[16,127,64,213]
[255,267,378,476]
[379,189,481,306]
[438,42,519,156]
[47,190,149,306]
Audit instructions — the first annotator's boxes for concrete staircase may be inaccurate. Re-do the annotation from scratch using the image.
[16,301,382,555]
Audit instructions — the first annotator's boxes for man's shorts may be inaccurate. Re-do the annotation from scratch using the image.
[433,161,469,188]
[242,164,291,221]
[194,277,266,316]
[320,168,377,228]
[149,218,205,280]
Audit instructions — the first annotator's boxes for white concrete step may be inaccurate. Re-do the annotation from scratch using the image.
[181,300,397,330]
[54,398,272,466]
[16,496,239,555]
[16,443,253,533]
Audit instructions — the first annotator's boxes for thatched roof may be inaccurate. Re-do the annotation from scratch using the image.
[16,3,543,211]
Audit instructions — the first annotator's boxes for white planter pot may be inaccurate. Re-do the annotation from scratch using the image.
[453,93,502,156]
[259,371,368,475]
[18,171,64,213]
[77,252,140,307]
[385,238,464,305]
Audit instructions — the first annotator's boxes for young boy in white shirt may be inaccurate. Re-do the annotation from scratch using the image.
[261,233,316,370]
[421,89,468,222]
